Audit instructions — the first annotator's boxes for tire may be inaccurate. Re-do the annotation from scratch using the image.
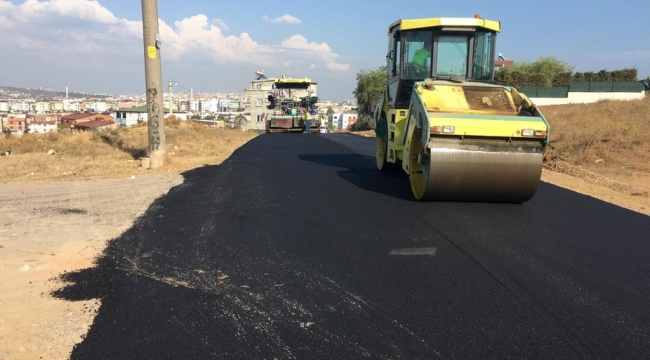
[375,114,392,171]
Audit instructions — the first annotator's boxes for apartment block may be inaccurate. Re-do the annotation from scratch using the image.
[28,115,58,134]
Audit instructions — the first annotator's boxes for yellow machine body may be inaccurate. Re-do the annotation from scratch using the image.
[374,17,550,202]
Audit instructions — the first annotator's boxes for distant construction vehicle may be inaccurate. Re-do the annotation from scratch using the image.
[264,77,321,133]
[374,15,550,202]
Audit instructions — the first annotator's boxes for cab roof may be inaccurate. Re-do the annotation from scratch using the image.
[274,78,316,90]
[275,78,314,84]
[388,17,501,34]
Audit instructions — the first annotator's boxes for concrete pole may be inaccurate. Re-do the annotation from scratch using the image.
[141,0,166,169]
[168,79,173,117]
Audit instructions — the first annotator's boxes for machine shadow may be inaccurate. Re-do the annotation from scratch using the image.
[297,153,415,201]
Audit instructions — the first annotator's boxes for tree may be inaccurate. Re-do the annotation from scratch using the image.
[495,56,573,87]
[511,56,573,82]
[352,66,386,117]
[326,107,335,115]
[351,115,373,131]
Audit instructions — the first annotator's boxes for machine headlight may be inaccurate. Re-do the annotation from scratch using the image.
[431,126,455,134]
[522,129,547,137]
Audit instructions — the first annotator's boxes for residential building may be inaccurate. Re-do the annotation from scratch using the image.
[32,101,51,114]
[0,101,9,113]
[119,101,136,109]
[189,99,200,112]
[73,120,117,133]
[334,113,358,130]
[330,113,341,129]
[83,101,108,113]
[162,100,179,113]
[113,105,171,127]
[179,101,190,112]
[50,101,65,113]
[494,54,514,72]
[202,98,220,113]
[217,98,231,112]
[60,113,114,128]
[27,114,58,134]
[11,101,31,113]
[6,115,27,135]
[67,101,81,112]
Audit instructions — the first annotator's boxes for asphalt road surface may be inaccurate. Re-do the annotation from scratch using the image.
[54,133,650,360]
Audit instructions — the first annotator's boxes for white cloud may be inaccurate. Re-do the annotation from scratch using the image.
[281,35,332,53]
[327,61,350,71]
[211,19,229,32]
[263,14,302,25]
[9,0,118,24]
[280,35,349,71]
[0,1,349,73]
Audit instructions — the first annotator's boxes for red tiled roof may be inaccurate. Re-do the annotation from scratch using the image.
[74,120,114,129]
[32,114,59,121]
[494,60,514,67]
[30,120,57,125]
[61,113,94,120]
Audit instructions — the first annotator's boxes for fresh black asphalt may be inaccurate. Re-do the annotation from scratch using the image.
[53,133,650,359]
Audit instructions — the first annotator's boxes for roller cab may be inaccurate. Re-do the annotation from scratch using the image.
[374,16,550,202]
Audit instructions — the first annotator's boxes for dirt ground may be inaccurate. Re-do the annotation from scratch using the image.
[0,143,648,359]
[0,173,184,360]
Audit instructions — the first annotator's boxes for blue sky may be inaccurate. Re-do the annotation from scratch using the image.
[1,0,648,101]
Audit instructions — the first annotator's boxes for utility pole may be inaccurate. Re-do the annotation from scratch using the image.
[141,0,166,169]
[168,79,173,117]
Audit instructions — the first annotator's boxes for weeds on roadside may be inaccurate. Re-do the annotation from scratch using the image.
[0,118,258,182]
[542,96,650,173]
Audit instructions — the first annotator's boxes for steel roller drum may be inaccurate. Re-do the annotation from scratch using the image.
[411,138,544,202]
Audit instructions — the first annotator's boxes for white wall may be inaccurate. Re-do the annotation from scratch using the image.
[531,92,645,106]
[87,102,108,112]
[28,123,57,133]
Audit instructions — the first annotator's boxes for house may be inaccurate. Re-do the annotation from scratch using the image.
[243,77,278,132]
[73,120,117,133]
[330,113,341,129]
[334,113,357,130]
[494,54,514,72]
[494,60,514,71]
[10,101,31,113]
[32,101,51,114]
[6,115,27,136]
[113,105,171,127]
[60,113,114,128]
[27,114,59,134]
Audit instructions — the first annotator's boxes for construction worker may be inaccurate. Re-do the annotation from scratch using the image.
[304,108,312,133]
[412,38,432,73]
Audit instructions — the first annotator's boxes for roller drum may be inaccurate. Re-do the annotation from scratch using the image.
[412,138,544,202]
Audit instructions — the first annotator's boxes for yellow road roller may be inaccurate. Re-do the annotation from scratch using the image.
[374,16,550,202]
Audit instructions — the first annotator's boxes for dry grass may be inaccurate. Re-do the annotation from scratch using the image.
[0,118,258,183]
[540,96,650,182]
[2,98,649,190]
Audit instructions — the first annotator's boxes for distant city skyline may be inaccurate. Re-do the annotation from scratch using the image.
[1,0,648,100]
